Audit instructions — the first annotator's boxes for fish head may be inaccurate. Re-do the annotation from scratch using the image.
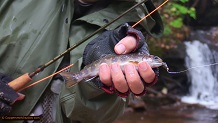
[161,62,169,71]
[151,55,169,70]
[143,55,168,69]
[151,55,163,67]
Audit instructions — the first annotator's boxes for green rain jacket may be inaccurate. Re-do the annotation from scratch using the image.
[0,0,163,123]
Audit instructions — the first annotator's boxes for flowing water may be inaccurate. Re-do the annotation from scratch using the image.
[182,40,218,109]
[114,28,218,123]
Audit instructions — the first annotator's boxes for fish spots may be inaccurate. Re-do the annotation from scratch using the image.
[69,54,164,85]
[78,72,84,78]
[91,65,96,71]
[120,55,128,61]
[112,56,119,63]
[84,69,89,75]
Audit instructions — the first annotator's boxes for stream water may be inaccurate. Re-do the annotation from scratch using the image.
[114,28,218,123]
[182,40,218,109]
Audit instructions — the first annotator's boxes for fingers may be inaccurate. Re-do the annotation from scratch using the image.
[110,63,128,93]
[99,63,128,93]
[138,61,156,83]
[99,62,156,95]
[124,64,144,94]
[124,62,155,94]
[114,36,137,54]
[99,63,112,86]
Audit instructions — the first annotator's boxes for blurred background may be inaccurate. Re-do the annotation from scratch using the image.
[114,0,218,123]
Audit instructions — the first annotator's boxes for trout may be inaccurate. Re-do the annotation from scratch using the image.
[60,54,168,87]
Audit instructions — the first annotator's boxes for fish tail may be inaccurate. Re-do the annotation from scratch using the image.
[59,72,79,88]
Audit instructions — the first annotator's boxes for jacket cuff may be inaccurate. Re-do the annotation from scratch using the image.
[144,74,158,87]
[101,84,130,98]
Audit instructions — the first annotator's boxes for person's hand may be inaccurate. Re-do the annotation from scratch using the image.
[82,23,157,97]
[99,36,156,95]
[0,73,25,115]
[0,73,25,105]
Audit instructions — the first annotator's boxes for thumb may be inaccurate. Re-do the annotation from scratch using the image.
[10,93,25,105]
[17,93,25,101]
[114,36,137,54]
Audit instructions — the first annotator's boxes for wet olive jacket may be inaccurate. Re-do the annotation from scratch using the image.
[0,0,163,122]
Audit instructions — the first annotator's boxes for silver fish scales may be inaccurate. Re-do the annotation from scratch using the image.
[60,54,168,87]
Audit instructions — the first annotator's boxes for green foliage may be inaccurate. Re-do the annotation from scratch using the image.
[188,7,196,19]
[180,0,188,3]
[163,0,196,33]
[171,3,196,19]
[170,18,183,28]
[163,25,172,35]
[148,0,196,55]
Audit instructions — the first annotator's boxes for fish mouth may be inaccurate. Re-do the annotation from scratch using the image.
[152,62,163,68]
[162,62,169,71]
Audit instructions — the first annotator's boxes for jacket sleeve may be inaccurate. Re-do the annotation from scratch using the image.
[57,78,126,123]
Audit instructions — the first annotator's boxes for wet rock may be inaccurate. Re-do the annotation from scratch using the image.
[155,42,190,96]
[114,102,218,123]
[124,107,134,114]
[128,96,147,112]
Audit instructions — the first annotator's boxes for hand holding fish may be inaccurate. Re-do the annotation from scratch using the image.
[98,36,156,95]
[99,60,156,95]
[61,23,159,97]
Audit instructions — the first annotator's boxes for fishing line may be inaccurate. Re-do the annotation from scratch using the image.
[167,63,218,74]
